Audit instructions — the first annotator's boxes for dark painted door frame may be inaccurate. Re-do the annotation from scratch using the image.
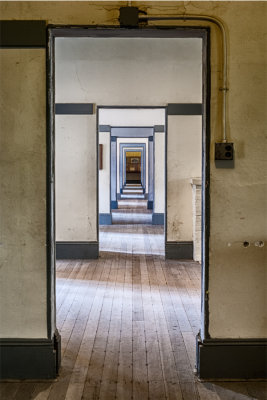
[47,25,210,347]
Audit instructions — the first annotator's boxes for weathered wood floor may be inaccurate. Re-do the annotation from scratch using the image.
[0,224,266,399]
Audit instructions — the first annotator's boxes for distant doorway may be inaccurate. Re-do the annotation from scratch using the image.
[126,151,141,184]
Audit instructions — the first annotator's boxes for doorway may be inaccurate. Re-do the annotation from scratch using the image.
[49,27,210,386]
[98,106,166,229]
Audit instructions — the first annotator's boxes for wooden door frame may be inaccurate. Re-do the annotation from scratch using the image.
[47,25,210,344]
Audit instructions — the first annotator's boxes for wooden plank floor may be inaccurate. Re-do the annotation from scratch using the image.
[0,223,266,399]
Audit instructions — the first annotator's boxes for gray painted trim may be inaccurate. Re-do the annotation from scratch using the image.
[55,103,94,115]
[152,213,164,225]
[99,213,112,225]
[0,334,61,379]
[148,138,154,204]
[154,125,165,132]
[47,28,56,340]
[0,20,46,48]
[165,241,193,259]
[51,27,208,39]
[98,125,111,132]
[167,103,202,115]
[110,138,117,205]
[56,242,98,259]
[196,335,267,379]
[111,200,118,209]
[111,127,154,137]
[147,201,153,210]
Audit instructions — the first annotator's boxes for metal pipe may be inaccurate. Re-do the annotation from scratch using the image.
[139,15,228,142]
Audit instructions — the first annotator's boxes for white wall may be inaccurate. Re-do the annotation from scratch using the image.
[55,37,202,105]
[154,132,165,214]
[99,132,110,214]
[99,108,166,126]
[56,115,97,241]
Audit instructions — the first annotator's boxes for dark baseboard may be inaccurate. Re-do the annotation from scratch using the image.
[56,242,98,259]
[111,200,118,209]
[0,331,61,380]
[165,241,193,259]
[147,201,153,210]
[99,213,112,225]
[196,335,267,379]
[152,213,164,225]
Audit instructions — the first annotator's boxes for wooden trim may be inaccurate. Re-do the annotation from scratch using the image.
[99,213,112,225]
[165,241,193,259]
[0,334,61,380]
[99,144,103,170]
[152,213,164,225]
[0,20,46,48]
[196,335,267,379]
[167,103,202,115]
[55,103,94,115]
[56,242,99,259]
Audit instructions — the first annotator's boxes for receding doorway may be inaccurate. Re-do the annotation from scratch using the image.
[50,27,210,395]
[98,106,166,243]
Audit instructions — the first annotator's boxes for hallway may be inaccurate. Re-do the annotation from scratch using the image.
[1,224,265,400]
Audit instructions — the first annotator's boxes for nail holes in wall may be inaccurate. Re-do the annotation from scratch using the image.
[255,241,264,247]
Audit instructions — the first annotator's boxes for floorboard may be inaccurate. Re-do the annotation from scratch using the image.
[0,206,265,399]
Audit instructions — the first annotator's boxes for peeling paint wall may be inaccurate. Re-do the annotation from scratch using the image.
[0,49,47,338]
[0,1,266,341]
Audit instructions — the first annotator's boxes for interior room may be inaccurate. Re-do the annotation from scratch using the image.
[0,2,266,399]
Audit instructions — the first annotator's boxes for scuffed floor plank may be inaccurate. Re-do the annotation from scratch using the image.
[0,217,265,400]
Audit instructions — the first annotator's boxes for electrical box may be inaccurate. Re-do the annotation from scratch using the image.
[119,7,139,27]
[215,142,234,160]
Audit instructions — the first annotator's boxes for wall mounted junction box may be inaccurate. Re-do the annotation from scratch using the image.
[215,142,234,160]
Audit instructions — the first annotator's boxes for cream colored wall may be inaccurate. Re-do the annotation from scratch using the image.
[99,132,110,214]
[167,116,202,241]
[1,1,266,341]
[98,108,166,126]
[0,49,47,338]
[207,3,267,339]
[154,132,166,214]
[55,37,201,105]
[55,115,97,241]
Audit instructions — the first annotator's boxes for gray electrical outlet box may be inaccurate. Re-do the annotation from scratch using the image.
[119,7,139,27]
[215,142,234,160]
